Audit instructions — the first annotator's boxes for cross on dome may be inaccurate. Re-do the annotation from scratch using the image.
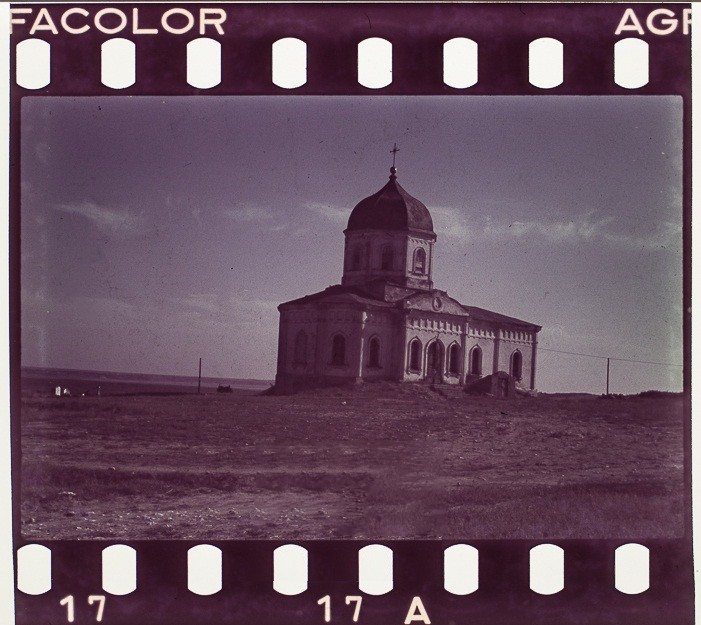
[390,143,400,172]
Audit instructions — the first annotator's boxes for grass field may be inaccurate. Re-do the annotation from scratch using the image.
[20,383,685,540]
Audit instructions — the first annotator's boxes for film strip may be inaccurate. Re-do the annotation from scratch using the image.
[12,539,696,624]
[7,3,693,625]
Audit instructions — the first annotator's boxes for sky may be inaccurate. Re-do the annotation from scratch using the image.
[20,96,683,393]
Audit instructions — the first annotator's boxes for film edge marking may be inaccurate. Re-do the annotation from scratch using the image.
[273,544,309,596]
[357,37,392,90]
[13,37,660,92]
[102,544,137,596]
[529,544,565,595]
[443,544,479,595]
[101,38,135,90]
[443,38,478,89]
[528,38,564,89]
[15,38,50,90]
[272,37,307,90]
[16,544,51,595]
[14,542,655,595]
[614,543,650,594]
[187,544,223,596]
[187,38,222,90]
[614,38,650,89]
[358,544,393,596]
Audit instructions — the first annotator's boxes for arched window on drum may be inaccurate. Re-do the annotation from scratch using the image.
[413,248,426,274]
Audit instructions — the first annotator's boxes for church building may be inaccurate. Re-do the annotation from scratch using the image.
[275,161,541,393]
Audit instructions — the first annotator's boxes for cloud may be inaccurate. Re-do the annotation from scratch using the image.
[222,205,292,232]
[426,202,680,252]
[223,205,275,223]
[482,213,681,251]
[178,292,279,319]
[602,220,682,251]
[54,200,140,234]
[484,214,612,243]
[304,201,347,223]
[431,205,473,241]
[181,293,222,314]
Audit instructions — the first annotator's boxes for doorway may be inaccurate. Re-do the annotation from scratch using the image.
[426,341,444,384]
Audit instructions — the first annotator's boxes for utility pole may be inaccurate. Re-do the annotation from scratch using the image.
[198,357,202,394]
[606,357,610,395]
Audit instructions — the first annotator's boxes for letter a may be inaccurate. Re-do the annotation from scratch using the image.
[29,8,59,35]
[404,597,431,624]
[615,8,645,36]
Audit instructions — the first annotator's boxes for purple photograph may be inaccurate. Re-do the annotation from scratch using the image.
[20,95,683,540]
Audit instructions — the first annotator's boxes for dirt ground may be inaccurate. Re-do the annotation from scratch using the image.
[20,384,685,540]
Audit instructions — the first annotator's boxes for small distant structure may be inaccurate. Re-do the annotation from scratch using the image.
[217,384,233,394]
[54,385,61,397]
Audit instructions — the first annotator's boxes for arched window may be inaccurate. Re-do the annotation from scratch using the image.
[448,344,460,375]
[511,350,523,380]
[426,341,444,382]
[470,346,482,375]
[331,334,346,366]
[368,337,381,368]
[413,248,426,274]
[381,246,394,271]
[426,341,443,371]
[408,338,422,371]
[293,331,307,364]
[351,246,361,270]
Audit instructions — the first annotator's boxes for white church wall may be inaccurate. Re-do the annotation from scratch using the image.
[465,324,498,377]
[497,331,536,389]
[279,307,539,390]
[465,336,496,377]
[342,231,435,291]
[404,236,434,289]
[279,308,318,376]
[343,231,407,287]
[279,306,364,381]
[361,310,399,381]
[316,308,364,379]
[404,236,431,273]
[403,314,464,384]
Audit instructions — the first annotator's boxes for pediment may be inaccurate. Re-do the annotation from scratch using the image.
[404,291,467,316]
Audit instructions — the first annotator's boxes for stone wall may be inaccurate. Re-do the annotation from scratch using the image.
[342,231,434,290]
[277,305,539,392]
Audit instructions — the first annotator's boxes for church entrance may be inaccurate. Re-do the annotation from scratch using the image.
[426,341,444,384]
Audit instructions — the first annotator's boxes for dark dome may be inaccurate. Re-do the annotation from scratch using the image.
[346,170,435,234]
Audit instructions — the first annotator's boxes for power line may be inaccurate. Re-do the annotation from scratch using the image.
[538,347,683,368]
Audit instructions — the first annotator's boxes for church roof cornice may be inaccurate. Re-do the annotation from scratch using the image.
[342,226,437,240]
[279,285,541,331]
[463,305,542,331]
[278,285,397,310]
